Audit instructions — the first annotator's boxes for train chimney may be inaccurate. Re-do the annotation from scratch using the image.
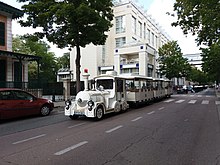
[82,68,90,91]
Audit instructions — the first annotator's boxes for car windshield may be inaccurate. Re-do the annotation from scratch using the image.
[96,79,113,90]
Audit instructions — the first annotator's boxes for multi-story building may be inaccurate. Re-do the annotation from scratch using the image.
[70,0,170,80]
[183,53,202,70]
[0,2,41,88]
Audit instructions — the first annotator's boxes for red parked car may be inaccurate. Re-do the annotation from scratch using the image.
[0,88,54,120]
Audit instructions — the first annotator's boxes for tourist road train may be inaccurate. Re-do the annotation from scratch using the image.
[65,70,173,120]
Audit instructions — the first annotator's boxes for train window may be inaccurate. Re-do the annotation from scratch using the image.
[96,79,113,89]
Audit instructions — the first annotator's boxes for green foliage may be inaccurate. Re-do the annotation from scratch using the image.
[158,41,191,80]
[57,52,70,69]
[18,0,114,92]
[202,43,220,83]
[172,0,220,46]
[12,35,57,82]
[188,67,209,85]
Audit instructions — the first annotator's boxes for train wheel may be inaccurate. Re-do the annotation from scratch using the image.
[114,102,121,113]
[95,106,104,120]
[121,101,128,112]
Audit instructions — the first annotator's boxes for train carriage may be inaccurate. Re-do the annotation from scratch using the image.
[64,70,173,120]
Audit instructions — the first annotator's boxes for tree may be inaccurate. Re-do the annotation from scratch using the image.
[201,43,220,84]
[172,0,220,46]
[18,0,114,93]
[158,41,191,84]
[12,35,57,82]
[57,52,70,69]
[188,67,209,85]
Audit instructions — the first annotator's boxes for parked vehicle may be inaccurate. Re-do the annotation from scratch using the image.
[65,70,173,120]
[0,88,54,120]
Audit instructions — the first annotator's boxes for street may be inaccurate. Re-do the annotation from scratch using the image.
[0,88,220,165]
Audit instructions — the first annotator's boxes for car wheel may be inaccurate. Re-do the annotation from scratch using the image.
[69,115,79,120]
[40,105,50,116]
[95,106,104,120]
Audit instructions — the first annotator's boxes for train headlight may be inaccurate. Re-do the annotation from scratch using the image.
[65,100,72,106]
[65,100,72,110]
[88,100,94,111]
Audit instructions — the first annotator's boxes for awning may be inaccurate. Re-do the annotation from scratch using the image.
[0,50,41,61]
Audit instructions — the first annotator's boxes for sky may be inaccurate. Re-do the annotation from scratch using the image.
[1,0,201,56]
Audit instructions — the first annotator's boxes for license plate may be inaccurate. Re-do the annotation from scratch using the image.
[74,111,83,115]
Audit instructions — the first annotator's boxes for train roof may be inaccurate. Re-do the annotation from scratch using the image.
[94,72,153,80]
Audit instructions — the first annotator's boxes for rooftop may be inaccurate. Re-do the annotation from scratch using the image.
[0,1,23,19]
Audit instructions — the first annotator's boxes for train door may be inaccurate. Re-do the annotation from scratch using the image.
[116,78,126,102]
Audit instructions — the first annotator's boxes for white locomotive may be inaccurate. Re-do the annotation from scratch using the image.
[65,70,129,120]
[65,70,173,120]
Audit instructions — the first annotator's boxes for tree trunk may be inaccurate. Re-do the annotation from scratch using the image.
[75,44,81,93]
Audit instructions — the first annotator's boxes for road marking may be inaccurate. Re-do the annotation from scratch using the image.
[147,111,155,115]
[106,125,123,133]
[188,100,197,104]
[197,95,202,97]
[158,107,164,110]
[216,101,220,105]
[54,141,88,156]
[175,100,185,103]
[201,100,209,104]
[189,95,194,97]
[206,95,211,97]
[12,134,46,145]
[68,123,86,129]
[131,117,142,122]
[164,99,174,103]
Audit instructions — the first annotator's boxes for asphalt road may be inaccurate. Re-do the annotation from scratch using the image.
[0,88,220,165]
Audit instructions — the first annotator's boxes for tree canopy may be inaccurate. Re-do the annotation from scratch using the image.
[172,0,220,46]
[158,41,191,81]
[201,43,220,83]
[18,0,114,93]
[57,52,70,69]
[188,67,209,85]
[12,35,57,82]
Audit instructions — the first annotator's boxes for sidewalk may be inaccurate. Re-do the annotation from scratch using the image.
[54,101,65,108]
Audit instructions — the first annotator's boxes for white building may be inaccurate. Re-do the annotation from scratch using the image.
[70,0,170,80]
[183,53,202,70]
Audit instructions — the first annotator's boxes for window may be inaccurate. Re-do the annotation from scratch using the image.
[115,37,126,47]
[132,16,136,34]
[0,22,5,46]
[147,29,150,43]
[138,21,142,38]
[151,32,154,46]
[148,68,153,77]
[115,15,126,34]
[155,36,158,48]
[102,45,106,65]
[0,91,14,100]
[143,23,146,39]
[96,79,113,89]
[14,91,34,100]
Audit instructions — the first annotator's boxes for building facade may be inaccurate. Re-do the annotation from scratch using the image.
[183,53,202,70]
[70,0,170,80]
[0,2,41,88]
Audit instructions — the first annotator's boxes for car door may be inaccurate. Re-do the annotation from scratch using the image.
[13,90,39,116]
[0,90,20,119]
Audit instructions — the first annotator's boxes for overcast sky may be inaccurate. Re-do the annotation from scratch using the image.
[1,0,201,56]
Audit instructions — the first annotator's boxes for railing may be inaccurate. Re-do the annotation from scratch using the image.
[0,80,85,99]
